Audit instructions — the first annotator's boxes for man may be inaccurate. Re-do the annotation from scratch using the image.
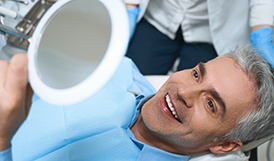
[0,45,274,160]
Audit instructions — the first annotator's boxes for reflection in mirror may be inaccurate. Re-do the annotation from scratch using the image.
[37,0,111,89]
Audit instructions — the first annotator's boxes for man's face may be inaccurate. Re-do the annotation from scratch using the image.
[137,57,257,155]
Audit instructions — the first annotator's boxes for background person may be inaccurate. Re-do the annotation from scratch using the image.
[126,0,274,75]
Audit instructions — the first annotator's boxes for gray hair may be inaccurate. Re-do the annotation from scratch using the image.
[218,44,274,144]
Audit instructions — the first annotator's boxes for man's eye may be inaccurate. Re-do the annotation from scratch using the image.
[193,70,199,81]
[207,100,215,112]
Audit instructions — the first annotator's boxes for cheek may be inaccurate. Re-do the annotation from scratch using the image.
[186,108,223,138]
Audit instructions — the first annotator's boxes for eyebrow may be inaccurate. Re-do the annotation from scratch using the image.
[198,63,227,114]
[198,63,206,77]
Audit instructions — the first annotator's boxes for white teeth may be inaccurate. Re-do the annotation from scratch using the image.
[165,94,179,119]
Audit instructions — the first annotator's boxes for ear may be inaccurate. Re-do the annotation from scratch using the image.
[209,141,243,155]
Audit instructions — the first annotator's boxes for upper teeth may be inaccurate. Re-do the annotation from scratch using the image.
[165,94,178,119]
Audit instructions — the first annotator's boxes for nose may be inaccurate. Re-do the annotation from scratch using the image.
[177,85,202,108]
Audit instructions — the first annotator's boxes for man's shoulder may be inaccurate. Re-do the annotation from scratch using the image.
[120,57,156,96]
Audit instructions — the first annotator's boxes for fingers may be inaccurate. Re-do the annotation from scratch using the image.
[6,53,28,95]
[0,60,8,86]
[0,53,28,151]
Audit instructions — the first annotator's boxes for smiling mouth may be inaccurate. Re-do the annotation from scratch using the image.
[165,94,181,123]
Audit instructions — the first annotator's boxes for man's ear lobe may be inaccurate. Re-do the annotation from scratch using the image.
[209,141,243,155]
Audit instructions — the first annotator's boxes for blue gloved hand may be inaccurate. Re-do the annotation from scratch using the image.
[126,7,140,38]
[250,27,274,68]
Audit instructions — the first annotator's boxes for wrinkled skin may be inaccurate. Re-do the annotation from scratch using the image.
[131,57,256,156]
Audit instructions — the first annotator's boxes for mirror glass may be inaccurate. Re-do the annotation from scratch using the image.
[36,0,111,89]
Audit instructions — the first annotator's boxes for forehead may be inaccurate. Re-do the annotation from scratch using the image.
[206,57,256,117]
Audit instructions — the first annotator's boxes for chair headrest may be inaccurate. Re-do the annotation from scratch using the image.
[242,134,274,151]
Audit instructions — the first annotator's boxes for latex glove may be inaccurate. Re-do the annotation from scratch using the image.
[0,54,28,151]
[250,27,274,68]
[126,7,140,38]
